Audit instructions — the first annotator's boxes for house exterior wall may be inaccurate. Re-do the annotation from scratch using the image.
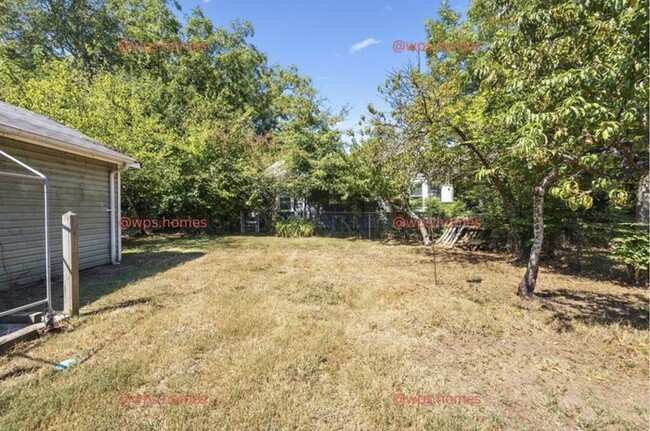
[0,136,118,289]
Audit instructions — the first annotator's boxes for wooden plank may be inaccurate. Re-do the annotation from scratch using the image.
[0,324,39,353]
[440,226,457,245]
[437,226,452,244]
[0,312,42,324]
[448,227,466,248]
[0,314,67,354]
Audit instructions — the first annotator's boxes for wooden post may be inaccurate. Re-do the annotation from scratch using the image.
[62,212,79,316]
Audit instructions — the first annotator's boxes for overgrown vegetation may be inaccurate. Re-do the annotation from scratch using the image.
[611,224,650,284]
[0,0,344,234]
[274,218,315,238]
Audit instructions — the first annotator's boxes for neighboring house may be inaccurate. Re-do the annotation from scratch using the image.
[277,197,310,218]
[0,101,138,290]
[410,174,441,211]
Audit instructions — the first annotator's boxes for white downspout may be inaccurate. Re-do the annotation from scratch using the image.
[117,170,123,262]
[109,170,117,264]
[110,164,129,265]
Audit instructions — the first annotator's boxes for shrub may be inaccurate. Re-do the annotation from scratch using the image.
[611,223,649,284]
[423,197,471,219]
[275,218,315,238]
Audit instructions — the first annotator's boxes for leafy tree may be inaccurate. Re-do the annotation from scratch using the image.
[471,0,648,297]
[359,2,525,249]
[0,1,345,234]
[353,0,648,297]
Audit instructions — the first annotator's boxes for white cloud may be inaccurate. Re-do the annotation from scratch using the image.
[385,5,393,10]
[349,38,380,54]
[202,0,211,3]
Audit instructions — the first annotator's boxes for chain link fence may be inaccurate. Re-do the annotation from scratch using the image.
[242,210,480,240]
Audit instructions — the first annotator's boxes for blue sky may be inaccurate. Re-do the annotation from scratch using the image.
[175,0,470,137]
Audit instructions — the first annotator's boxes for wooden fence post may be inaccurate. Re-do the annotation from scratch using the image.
[62,212,79,316]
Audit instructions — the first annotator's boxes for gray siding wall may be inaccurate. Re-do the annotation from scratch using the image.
[0,136,118,290]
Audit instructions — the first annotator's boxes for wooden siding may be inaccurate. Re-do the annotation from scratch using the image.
[0,136,118,290]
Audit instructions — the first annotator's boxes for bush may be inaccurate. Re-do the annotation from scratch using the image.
[611,223,649,284]
[275,218,315,238]
[423,197,472,219]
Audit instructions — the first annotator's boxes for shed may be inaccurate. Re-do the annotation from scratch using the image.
[0,101,138,304]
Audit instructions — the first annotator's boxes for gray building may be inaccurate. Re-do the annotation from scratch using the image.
[0,101,138,293]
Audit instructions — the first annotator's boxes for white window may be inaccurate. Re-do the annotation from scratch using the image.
[278,197,293,212]
[411,183,423,197]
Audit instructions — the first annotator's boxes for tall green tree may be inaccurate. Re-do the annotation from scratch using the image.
[0,0,345,232]
[471,0,648,297]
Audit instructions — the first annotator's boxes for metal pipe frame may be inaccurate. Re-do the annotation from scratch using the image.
[0,149,51,315]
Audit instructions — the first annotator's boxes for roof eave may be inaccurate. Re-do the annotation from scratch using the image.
[0,125,139,169]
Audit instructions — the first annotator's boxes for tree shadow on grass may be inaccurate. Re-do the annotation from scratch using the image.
[538,288,649,331]
[541,248,641,289]
[0,239,207,314]
[75,249,205,309]
[78,297,158,317]
[412,246,510,265]
[1,244,206,359]
[122,233,239,251]
[413,245,644,289]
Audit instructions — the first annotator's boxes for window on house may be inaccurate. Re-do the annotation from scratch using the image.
[278,197,292,212]
[411,183,423,197]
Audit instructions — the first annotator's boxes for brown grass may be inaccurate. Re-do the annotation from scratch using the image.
[0,236,647,430]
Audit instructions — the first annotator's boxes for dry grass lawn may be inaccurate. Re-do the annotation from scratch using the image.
[0,235,648,430]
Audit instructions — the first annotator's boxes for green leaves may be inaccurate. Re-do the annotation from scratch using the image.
[476,167,498,183]
[549,180,594,211]
[0,1,344,231]
[611,224,650,275]
[274,218,315,238]
[608,189,629,207]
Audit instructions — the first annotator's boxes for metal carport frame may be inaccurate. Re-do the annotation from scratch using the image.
[0,149,51,317]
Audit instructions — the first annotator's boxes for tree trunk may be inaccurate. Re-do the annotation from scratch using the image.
[517,171,558,299]
[404,205,432,246]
